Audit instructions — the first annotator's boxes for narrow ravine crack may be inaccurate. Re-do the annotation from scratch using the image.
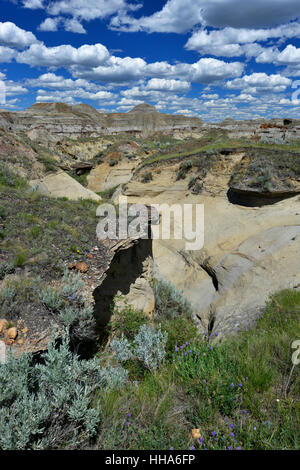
[200,259,219,292]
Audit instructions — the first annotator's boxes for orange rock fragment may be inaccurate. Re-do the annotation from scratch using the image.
[7,327,18,340]
[76,262,88,273]
[191,429,201,440]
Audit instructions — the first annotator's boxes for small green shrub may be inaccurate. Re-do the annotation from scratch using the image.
[39,287,64,311]
[71,172,88,187]
[58,305,92,327]
[0,163,27,189]
[30,225,42,239]
[161,315,198,357]
[133,324,168,372]
[110,324,168,372]
[153,278,193,319]
[61,269,84,299]
[141,172,153,183]
[0,206,7,219]
[188,176,203,194]
[176,160,193,181]
[108,304,148,340]
[110,334,133,362]
[97,185,119,201]
[13,250,27,267]
[0,285,16,303]
[59,304,96,344]
[0,262,15,281]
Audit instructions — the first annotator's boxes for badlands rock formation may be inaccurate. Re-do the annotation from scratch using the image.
[114,147,300,339]
[0,102,204,141]
[1,101,300,342]
[1,101,300,145]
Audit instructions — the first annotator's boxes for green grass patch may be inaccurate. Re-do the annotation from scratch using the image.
[0,181,99,279]
[93,289,300,450]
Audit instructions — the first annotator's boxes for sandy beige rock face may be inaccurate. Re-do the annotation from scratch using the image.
[29,171,102,201]
[88,160,137,193]
[118,151,300,337]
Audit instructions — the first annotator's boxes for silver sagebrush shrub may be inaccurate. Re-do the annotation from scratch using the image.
[62,269,84,298]
[39,287,64,311]
[0,330,128,450]
[110,334,133,362]
[153,278,193,319]
[133,324,168,372]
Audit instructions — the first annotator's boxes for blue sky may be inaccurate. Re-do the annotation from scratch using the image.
[1,0,300,121]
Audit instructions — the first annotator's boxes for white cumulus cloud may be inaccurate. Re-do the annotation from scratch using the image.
[17,43,110,68]
[39,18,61,32]
[146,78,190,92]
[227,73,292,93]
[110,0,300,33]
[0,21,39,49]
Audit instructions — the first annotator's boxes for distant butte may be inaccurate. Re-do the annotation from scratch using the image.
[128,103,159,114]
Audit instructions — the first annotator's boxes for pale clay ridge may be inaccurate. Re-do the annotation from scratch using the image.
[30,170,102,201]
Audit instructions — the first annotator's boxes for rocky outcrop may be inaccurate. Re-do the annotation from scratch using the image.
[2,102,300,145]
[0,128,46,180]
[0,102,204,141]
[29,170,102,201]
[118,147,300,339]
[214,117,300,143]
[206,225,300,336]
